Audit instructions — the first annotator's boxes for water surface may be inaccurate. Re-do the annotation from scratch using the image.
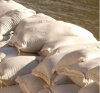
[15,0,99,39]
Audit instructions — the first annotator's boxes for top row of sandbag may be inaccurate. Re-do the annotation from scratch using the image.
[9,17,97,54]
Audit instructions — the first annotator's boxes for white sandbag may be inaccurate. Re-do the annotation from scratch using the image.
[16,74,46,93]
[9,21,96,53]
[54,75,73,85]
[38,84,80,93]
[78,83,99,93]
[32,52,67,85]
[0,56,39,86]
[52,41,100,55]
[55,48,100,74]
[86,65,100,85]
[0,85,23,93]
[60,58,100,87]
[39,36,97,56]
[0,0,29,16]
[0,9,35,35]
[8,14,56,53]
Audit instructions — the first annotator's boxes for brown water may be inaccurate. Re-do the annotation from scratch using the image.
[15,0,99,39]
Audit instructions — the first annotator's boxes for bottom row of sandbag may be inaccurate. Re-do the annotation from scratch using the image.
[0,74,99,93]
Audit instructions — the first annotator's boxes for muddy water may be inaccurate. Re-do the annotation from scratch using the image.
[16,0,99,39]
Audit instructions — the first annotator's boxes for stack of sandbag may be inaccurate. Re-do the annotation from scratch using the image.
[0,1,99,93]
[32,47,100,85]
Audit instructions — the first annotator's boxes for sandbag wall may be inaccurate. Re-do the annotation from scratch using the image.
[0,0,99,93]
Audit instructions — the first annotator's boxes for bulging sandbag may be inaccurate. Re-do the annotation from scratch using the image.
[16,74,46,93]
[8,13,56,53]
[0,56,39,86]
[0,85,23,93]
[39,36,97,56]
[0,9,35,35]
[86,65,100,85]
[55,48,100,74]
[32,52,67,86]
[78,83,99,93]
[38,84,80,93]
[9,21,96,53]
[59,58,100,87]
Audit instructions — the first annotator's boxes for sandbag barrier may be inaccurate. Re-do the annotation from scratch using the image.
[0,0,99,93]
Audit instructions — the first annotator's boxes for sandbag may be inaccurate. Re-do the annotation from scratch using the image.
[16,74,46,93]
[0,85,23,93]
[38,84,80,93]
[0,9,35,35]
[55,48,100,74]
[78,83,99,93]
[59,58,100,87]
[9,21,96,53]
[0,0,29,16]
[0,42,39,61]
[0,56,39,86]
[9,13,56,53]
[32,52,67,85]
[39,36,97,56]
[86,65,100,85]
[52,41,100,55]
